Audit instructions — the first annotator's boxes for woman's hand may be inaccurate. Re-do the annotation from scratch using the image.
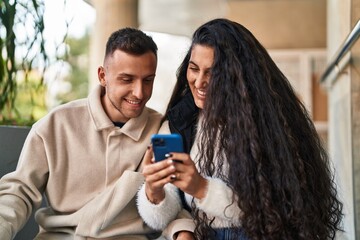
[168,152,208,200]
[141,146,177,204]
[176,231,195,240]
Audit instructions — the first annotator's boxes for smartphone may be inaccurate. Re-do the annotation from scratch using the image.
[151,133,184,162]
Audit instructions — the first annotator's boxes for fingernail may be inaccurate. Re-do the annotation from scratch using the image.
[147,145,151,149]
[173,159,183,163]
[165,153,173,158]
[170,175,176,180]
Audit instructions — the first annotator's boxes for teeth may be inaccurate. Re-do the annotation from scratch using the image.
[126,99,141,105]
[197,89,206,96]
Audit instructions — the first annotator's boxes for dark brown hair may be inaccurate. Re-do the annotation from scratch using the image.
[105,27,157,59]
[166,18,343,240]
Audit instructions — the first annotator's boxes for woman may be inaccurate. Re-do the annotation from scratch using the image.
[137,18,343,240]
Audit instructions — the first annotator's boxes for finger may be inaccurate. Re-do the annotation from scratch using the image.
[147,174,174,189]
[143,159,174,175]
[164,153,181,163]
[145,165,178,190]
[143,146,153,166]
[167,153,196,175]
[171,175,195,194]
[143,160,176,180]
[170,172,183,181]
[168,152,193,165]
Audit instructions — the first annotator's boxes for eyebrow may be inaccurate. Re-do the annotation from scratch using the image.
[118,73,133,77]
[114,73,133,80]
[188,61,212,71]
[117,73,156,78]
[188,61,198,67]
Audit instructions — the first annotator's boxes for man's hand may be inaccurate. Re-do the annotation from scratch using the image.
[176,231,195,240]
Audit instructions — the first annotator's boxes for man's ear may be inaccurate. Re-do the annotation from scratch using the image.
[98,66,106,87]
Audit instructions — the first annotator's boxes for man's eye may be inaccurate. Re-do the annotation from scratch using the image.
[144,78,154,83]
[121,78,132,82]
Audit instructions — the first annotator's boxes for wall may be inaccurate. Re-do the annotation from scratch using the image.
[326,0,355,239]
[86,0,139,91]
[350,0,360,238]
[351,41,360,240]
[139,0,227,37]
[227,0,327,49]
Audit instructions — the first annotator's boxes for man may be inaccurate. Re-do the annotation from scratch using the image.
[0,28,194,239]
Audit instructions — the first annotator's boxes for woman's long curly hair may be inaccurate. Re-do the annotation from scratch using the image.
[165,18,343,239]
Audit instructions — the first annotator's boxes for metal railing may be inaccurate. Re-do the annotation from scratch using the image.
[320,19,360,87]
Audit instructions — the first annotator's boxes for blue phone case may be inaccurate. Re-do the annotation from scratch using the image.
[151,134,184,161]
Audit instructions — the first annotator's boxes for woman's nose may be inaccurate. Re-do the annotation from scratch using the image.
[195,72,208,88]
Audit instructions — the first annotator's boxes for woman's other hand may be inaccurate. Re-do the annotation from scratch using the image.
[168,152,208,200]
[176,231,195,240]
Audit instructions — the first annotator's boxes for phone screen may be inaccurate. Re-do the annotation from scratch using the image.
[151,134,183,161]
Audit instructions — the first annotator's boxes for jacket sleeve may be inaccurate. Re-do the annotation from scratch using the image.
[136,183,182,230]
[194,177,242,224]
[0,129,47,240]
[161,209,195,240]
[71,170,147,237]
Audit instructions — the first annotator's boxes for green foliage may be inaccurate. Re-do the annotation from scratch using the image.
[0,0,89,125]
[56,31,90,104]
[0,0,48,125]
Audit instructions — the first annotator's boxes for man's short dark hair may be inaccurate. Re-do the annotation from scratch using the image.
[105,28,158,59]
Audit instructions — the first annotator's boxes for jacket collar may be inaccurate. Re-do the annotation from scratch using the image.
[120,108,149,141]
[88,85,149,141]
[167,91,199,132]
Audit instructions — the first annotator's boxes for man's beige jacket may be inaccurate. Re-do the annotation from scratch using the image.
[0,85,194,239]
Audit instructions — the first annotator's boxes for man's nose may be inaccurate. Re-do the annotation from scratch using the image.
[132,80,144,99]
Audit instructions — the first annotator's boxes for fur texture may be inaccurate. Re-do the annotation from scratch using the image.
[137,183,182,230]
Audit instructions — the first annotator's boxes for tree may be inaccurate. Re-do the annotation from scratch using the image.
[56,31,90,104]
[0,0,48,125]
